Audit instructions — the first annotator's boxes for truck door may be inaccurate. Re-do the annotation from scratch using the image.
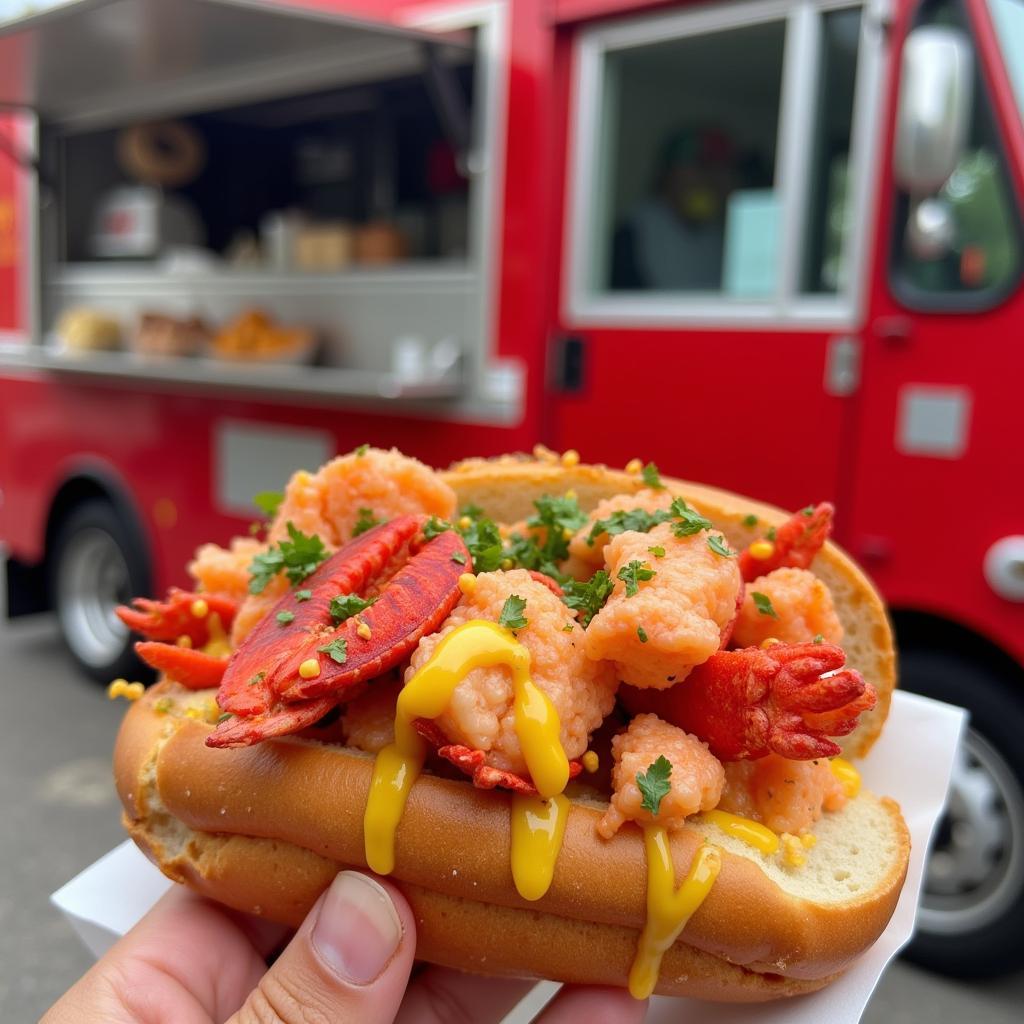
[552,0,887,516]
[849,0,1024,613]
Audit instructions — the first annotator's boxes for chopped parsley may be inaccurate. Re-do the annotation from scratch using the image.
[561,571,614,628]
[521,494,588,576]
[457,516,505,573]
[354,443,369,457]
[669,497,714,537]
[253,490,283,518]
[217,711,233,723]
[751,592,778,619]
[618,560,656,597]
[248,522,328,594]
[648,545,666,558]
[352,508,382,537]
[587,507,673,546]
[637,625,649,643]
[247,671,266,687]
[460,503,486,521]
[318,638,348,664]
[451,551,467,565]
[766,526,777,541]
[563,623,574,632]
[329,594,377,624]
[742,514,759,528]
[637,756,673,815]
[423,516,452,540]
[295,589,312,602]
[801,505,816,517]
[276,610,295,626]
[498,594,528,631]
[641,462,665,490]
[707,534,735,558]
[813,633,825,644]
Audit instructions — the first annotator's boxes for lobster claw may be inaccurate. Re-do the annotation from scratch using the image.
[739,503,833,582]
[626,641,876,761]
[116,588,238,644]
[135,642,229,690]
[412,719,584,795]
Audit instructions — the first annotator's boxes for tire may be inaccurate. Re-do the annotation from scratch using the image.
[50,498,152,683]
[899,648,1024,977]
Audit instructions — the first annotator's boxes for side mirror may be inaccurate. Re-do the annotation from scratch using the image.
[894,26,974,194]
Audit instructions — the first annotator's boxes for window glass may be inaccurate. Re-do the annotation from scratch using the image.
[893,0,1022,299]
[988,0,1024,122]
[592,20,786,296]
[801,7,862,294]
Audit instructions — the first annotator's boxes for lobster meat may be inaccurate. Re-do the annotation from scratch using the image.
[739,502,833,582]
[622,641,876,761]
[117,589,237,690]
[206,516,469,747]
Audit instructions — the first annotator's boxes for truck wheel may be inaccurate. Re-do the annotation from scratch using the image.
[899,648,1024,977]
[50,499,150,682]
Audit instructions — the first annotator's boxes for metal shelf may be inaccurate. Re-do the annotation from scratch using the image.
[0,346,463,404]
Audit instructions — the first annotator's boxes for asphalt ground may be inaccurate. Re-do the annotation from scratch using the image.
[2,613,1022,1022]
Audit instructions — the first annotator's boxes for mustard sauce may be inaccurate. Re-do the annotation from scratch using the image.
[364,620,570,890]
[702,809,780,855]
[629,829,722,1000]
[510,794,570,901]
[830,757,861,798]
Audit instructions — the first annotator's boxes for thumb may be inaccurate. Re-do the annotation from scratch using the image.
[231,871,414,1024]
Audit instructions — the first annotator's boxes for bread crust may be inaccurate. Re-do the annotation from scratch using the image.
[115,685,909,995]
[113,458,905,999]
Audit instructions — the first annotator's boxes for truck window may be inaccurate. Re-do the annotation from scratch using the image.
[988,0,1024,121]
[595,19,786,297]
[891,0,1022,306]
[567,0,876,323]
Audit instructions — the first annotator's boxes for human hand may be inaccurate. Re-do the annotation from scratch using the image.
[43,870,648,1023]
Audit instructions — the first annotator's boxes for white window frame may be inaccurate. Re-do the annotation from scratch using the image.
[563,0,888,330]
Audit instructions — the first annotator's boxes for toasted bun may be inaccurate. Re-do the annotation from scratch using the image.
[440,458,896,757]
[114,458,905,999]
[116,683,909,999]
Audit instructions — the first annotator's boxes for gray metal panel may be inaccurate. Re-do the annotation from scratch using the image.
[0,0,468,122]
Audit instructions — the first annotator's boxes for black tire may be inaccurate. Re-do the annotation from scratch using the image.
[899,648,1024,977]
[49,498,152,683]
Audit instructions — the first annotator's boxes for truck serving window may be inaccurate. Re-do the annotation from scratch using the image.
[890,0,1023,309]
[566,0,877,325]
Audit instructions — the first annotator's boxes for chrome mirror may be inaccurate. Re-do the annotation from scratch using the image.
[894,26,974,194]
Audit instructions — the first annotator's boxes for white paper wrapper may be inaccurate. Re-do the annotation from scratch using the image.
[52,690,965,1023]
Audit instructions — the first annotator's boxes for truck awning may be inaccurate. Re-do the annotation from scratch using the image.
[0,0,470,127]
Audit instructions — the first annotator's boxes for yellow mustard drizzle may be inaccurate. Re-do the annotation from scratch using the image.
[510,793,570,901]
[830,757,861,798]
[629,829,722,1000]
[201,613,232,658]
[364,620,570,887]
[703,809,780,855]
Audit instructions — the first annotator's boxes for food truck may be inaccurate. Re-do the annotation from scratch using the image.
[1,0,1022,978]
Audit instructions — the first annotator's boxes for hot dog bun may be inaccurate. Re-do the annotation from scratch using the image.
[113,457,906,999]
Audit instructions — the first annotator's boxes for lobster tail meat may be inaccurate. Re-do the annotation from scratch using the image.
[739,502,834,582]
[639,641,876,761]
[216,516,424,716]
[279,529,471,702]
[207,695,341,748]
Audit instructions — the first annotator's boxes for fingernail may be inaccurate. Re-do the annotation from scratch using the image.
[312,871,403,984]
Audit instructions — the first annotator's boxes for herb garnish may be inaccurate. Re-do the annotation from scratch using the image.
[248,522,328,594]
[752,592,778,619]
[318,638,348,664]
[641,462,665,490]
[637,626,649,643]
[253,491,283,518]
[648,545,666,558]
[707,534,736,558]
[637,756,673,815]
[276,610,295,626]
[561,571,615,627]
[618,560,656,597]
[669,497,714,537]
[295,589,312,602]
[499,594,528,631]
[329,594,377,624]
[352,508,382,537]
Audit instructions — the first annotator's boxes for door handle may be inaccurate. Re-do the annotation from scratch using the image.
[872,316,913,344]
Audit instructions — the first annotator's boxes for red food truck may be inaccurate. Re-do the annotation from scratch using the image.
[1,0,1022,976]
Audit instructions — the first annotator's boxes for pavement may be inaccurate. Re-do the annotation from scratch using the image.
[1,613,1023,1022]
